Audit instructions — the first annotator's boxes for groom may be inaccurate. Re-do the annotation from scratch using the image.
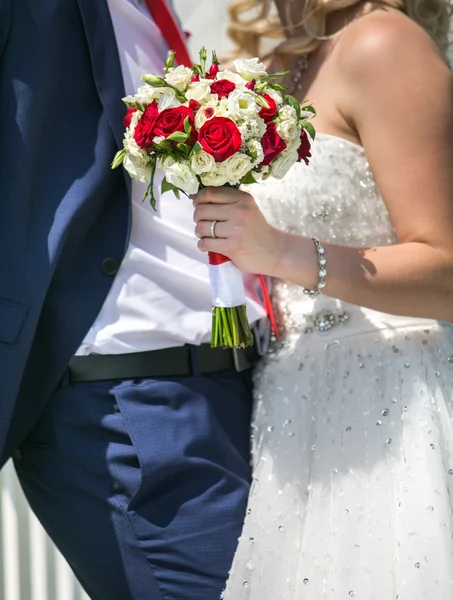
[0,1,267,598]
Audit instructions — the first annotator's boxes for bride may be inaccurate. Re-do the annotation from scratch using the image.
[193,0,453,597]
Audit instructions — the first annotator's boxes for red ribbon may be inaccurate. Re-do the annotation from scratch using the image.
[144,0,193,68]
[208,252,230,266]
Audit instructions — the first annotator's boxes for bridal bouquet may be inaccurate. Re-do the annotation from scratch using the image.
[112,49,315,348]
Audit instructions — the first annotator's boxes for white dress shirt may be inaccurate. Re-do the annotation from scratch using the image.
[77,0,266,355]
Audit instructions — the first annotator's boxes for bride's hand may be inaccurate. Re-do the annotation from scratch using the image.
[192,186,286,275]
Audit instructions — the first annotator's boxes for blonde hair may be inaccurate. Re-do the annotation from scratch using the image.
[227,0,453,60]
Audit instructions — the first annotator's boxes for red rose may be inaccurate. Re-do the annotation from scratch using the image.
[259,94,278,120]
[124,107,136,129]
[206,62,219,79]
[210,79,236,99]
[245,80,256,91]
[199,117,242,162]
[133,101,159,148]
[260,122,287,166]
[189,99,201,112]
[154,106,195,139]
[191,74,200,82]
[297,130,312,165]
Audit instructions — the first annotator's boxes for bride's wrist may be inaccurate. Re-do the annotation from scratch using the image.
[274,233,321,290]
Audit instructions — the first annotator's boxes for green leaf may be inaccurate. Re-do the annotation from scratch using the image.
[267,70,290,78]
[267,82,285,92]
[152,139,171,151]
[176,143,191,157]
[240,171,258,185]
[167,131,188,142]
[302,121,316,140]
[285,94,301,119]
[142,155,158,209]
[190,141,203,156]
[301,104,316,115]
[111,148,126,170]
[183,116,192,137]
[161,178,181,199]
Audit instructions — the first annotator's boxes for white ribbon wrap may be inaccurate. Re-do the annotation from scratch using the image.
[209,260,246,308]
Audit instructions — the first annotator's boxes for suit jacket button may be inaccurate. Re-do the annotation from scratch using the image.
[101,257,119,276]
[13,449,22,461]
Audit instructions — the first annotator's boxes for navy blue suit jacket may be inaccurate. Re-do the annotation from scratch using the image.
[0,0,140,464]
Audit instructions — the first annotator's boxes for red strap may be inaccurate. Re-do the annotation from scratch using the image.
[259,274,279,339]
[144,0,192,68]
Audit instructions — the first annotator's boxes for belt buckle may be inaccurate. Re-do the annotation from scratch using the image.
[232,346,258,372]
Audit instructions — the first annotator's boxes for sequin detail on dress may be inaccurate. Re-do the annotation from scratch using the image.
[222,134,453,600]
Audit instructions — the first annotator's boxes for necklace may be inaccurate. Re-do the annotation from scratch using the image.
[289,54,309,95]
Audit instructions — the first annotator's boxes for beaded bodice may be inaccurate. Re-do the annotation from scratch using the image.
[253,133,396,246]
[250,133,398,333]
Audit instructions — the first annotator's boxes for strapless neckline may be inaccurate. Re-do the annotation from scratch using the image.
[314,132,365,153]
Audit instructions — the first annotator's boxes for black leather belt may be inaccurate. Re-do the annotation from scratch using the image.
[67,343,260,383]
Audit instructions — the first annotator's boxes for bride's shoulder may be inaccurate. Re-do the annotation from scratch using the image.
[335,6,447,83]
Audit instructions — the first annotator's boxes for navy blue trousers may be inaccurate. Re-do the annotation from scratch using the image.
[15,367,253,600]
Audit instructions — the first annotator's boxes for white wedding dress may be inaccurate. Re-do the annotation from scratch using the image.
[223,133,453,599]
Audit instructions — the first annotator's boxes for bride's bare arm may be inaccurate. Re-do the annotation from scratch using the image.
[193,12,453,323]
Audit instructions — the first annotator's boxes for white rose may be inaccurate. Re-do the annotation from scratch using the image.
[238,116,266,142]
[269,149,298,179]
[158,156,200,195]
[279,105,298,121]
[201,166,230,187]
[194,99,228,130]
[277,118,300,142]
[164,65,192,91]
[191,150,216,175]
[276,105,299,142]
[158,93,181,111]
[286,134,303,154]
[223,153,254,184]
[123,84,170,106]
[195,104,217,130]
[186,80,212,104]
[227,89,260,121]
[216,69,246,86]
[233,58,268,81]
[123,155,153,183]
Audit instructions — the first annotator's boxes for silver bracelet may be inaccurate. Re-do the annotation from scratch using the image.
[302,237,327,299]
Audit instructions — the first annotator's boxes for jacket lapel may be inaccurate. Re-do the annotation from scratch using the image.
[76,0,126,148]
